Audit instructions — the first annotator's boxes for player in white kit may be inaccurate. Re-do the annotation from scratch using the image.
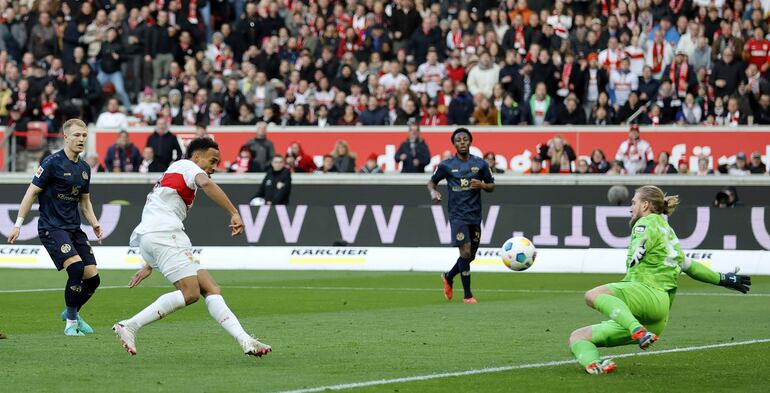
[112,137,271,359]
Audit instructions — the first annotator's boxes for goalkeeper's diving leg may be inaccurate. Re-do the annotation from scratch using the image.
[568,282,670,374]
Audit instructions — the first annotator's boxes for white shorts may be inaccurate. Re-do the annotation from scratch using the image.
[137,230,200,283]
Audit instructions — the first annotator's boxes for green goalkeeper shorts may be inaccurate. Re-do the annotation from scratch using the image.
[591,281,671,348]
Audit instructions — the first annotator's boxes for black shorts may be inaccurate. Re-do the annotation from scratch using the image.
[39,229,97,270]
[450,221,481,247]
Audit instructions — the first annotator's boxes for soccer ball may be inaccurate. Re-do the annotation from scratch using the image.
[501,236,537,271]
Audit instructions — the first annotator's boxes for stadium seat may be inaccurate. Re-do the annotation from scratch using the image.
[23,121,48,151]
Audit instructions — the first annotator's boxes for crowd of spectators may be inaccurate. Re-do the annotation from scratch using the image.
[6,0,770,141]
[529,124,769,175]
[90,119,768,175]
[3,0,770,175]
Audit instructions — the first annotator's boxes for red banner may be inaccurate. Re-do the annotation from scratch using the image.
[91,126,770,173]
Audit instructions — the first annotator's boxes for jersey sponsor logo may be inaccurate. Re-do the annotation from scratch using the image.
[159,172,196,207]
[60,244,72,254]
[635,225,646,233]
[460,178,470,188]
[35,166,44,178]
[82,171,89,180]
[55,185,80,201]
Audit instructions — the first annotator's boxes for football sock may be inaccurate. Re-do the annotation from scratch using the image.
[446,258,462,281]
[77,274,100,311]
[124,290,185,331]
[64,262,84,320]
[593,294,642,334]
[571,340,601,368]
[205,294,251,344]
[457,257,473,298]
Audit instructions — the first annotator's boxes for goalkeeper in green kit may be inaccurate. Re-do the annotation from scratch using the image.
[568,185,752,374]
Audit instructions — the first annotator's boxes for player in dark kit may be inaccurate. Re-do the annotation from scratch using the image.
[7,119,103,336]
[428,128,495,303]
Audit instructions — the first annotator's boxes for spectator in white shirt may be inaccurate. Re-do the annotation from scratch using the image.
[645,30,673,80]
[609,58,639,106]
[416,48,446,98]
[378,62,409,93]
[615,124,655,175]
[676,21,699,58]
[133,87,162,124]
[96,98,129,129]
[467,52,501,98]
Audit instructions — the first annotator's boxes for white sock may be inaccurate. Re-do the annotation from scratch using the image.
[65,319,77,329]
[125,290,185,331]
[205,294,251,344]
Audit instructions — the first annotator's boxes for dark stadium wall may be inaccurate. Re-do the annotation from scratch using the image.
[1,184,769,250]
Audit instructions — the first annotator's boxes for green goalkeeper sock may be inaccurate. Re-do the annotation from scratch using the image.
[571,340,601,367]
[594,294,642,334]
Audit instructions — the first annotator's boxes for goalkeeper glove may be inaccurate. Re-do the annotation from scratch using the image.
[719,269,751,294]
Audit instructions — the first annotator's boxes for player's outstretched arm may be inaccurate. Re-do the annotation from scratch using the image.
[683,258,752,294]
[79,193,103,243]
[7,184,43,244]
[195,173,244,236]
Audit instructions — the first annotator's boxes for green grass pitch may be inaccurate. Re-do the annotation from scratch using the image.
[1,269,769,392]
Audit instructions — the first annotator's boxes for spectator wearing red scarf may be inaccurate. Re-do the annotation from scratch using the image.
[287,142,317,173]
[420,100,448,126]
[662,50,696,99]
[227,147,260,173]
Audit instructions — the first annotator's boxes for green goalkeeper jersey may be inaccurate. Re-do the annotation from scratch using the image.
[622,213,685,292]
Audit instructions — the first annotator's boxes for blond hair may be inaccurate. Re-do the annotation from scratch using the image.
[331,140,356,159]
[636,185,680,216]
[62,119,87,135]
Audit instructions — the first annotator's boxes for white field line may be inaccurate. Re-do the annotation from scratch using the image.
[0,285,768,297]
[222,285,770,297]
[0,285,129,293]
[274,338,770,393]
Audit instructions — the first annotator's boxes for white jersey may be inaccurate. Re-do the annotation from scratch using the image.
[598,48,625,73]
[616,138,654,175]
[130,160,205,246]
[378,73,409,92]
[645,41,673,80]
[416,62,446,97]
[609,70,639,106]
[625,46,645,76]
